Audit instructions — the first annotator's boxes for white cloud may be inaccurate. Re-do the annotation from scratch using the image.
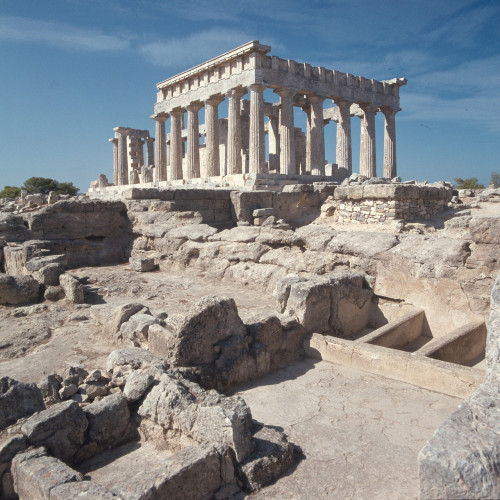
[0,14,131,51]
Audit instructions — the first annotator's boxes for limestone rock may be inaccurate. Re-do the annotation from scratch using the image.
[106,347,167,379]
[108,302,150,336]
[238,425,295,492]
[37,374,62,406]
[21,400,88,464]
[25,254,67,272]
[123,370,155,402]
[129,256,156,272]
[51,481,120,499]
[149,295,246,367]
[32,263,65,286]
[11,447,82,500]
[0,275,40,305]
[418,383,500,499]
[62,366,89,387]
[82,393,131,453]
[44,285,64,301]
[0,434,27,469]
[117,312,158,347]
[59,273,85,304]
[0,377,45,430]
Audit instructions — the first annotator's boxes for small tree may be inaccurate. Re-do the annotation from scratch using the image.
[453,177,484,190]
[56,182,79,196]
[0,186,21,198]
[22,177,59,195]
[21,177,79,196]
[490,172,500,188]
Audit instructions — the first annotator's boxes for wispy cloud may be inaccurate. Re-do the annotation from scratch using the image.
[0,14,131,51]
[139,28,259,69]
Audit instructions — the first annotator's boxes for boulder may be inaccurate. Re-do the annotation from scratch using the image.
[148,296,246,367]
[59,274,84,304]
[0,377,45,430]
[108,302,150,336]
[21,400,88,464]
[25,254,66,272]
[0,434,28,472]
[0,275,40,305]
[117,313,158,347]
[37,374,62,406]
[44,286,65,301]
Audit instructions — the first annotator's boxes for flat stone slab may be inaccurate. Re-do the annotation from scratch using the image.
[234,359,460,499]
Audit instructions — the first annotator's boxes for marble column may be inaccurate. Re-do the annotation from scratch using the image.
[205,96,224,177]
[360,105,377,178]
[334,99,352,174]
[307,96,325,176]
[248,84,266,174]
[114,127,130,185]
[109,138,118,185]
[154,116,167,182]
[145,137,155,167]
[169,109,183,181]
[276,88,296,175]
[186,102,202,179]
[226,88,246,175]
[268,114,279,172]
[382,107,398,179]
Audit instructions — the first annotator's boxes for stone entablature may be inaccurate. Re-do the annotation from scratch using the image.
[328,184,452,224]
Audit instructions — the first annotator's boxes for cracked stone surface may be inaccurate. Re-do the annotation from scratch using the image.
[233,359,460,499]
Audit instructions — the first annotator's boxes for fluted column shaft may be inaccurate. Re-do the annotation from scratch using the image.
[170,110,183,181]
[154,116,167,181]
[276,89,296,175]
[114,127,130,186]
[186,103,202,179]
[335,99,352,174]
[109,138,118,185]
[249,84,266,174]
[145,138,155,167]
[268,115,279,172]
[205,96,224,177]
[382,108,398,178]
[307,96,325,176]
[360,105,377,178]
[226,88,246,175]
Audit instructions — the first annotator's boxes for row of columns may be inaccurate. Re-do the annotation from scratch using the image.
[150,87,398,184]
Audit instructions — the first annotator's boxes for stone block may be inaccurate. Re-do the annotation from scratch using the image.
[21,400,88,464]
[11,447,82,500]
[33,263,65,286]
[59,273,85,304]
[51,481,120,499]
[129,256,156,272]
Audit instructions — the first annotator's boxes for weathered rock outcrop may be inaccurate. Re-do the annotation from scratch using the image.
[0,275,40,305]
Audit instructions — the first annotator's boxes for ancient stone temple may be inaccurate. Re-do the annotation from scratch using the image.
[109,41,406,189]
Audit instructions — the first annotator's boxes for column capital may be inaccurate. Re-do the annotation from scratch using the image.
[333,98,353,108]
[308,95,325,104]
[109,138,118,144]
[248,83,266,93]
[145,137,155,143]
[170,108,184,117]
[380,106,401,117]
[152,113,168,123]
[186,101,202,112]
[226,87,246,99]
[205,94,224,106]
[113,126,130,135]
[359,103,378,115]
[274,87,297,98]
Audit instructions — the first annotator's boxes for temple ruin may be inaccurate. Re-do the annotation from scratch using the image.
[106,41,406,191]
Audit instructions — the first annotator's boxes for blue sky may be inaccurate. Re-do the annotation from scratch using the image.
[1,0,499,192]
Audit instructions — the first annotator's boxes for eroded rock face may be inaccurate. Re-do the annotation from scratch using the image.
[0,275,40,305]
[0,378,45,430]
